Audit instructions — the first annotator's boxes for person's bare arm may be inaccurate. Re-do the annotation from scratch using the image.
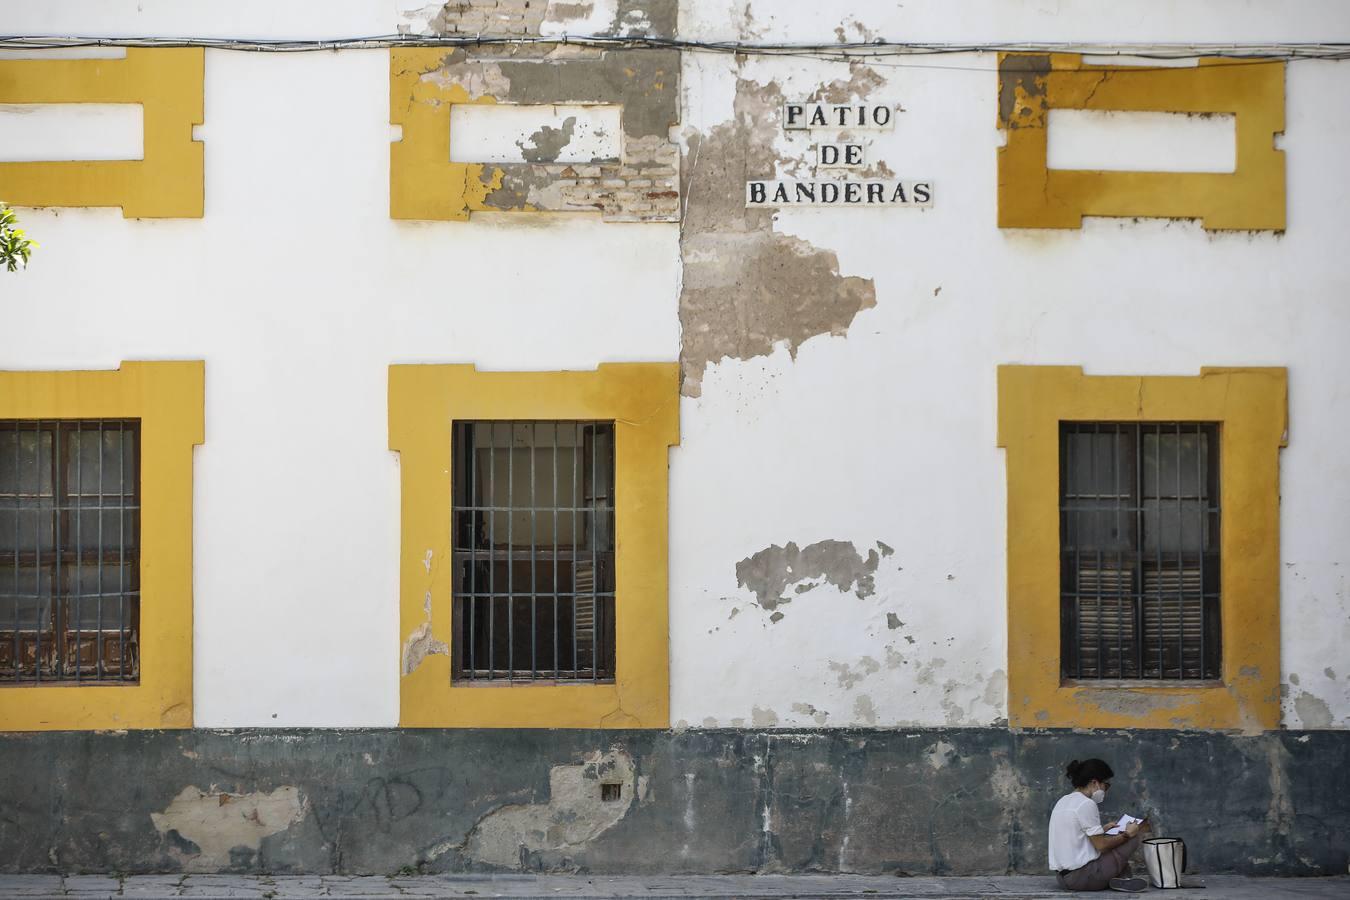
[1087,819,1149,851]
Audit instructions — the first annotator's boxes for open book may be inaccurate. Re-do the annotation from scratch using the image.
[1106,813,1143,836]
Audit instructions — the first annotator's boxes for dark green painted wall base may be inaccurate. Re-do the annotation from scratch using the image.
[1,728,1345,876]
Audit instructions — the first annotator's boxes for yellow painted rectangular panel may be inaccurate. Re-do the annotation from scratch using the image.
[0,49,204,217]
[997,365,1286,731]
[389,363,679,728]
[997,54,1284,231]
[0,362,204,730]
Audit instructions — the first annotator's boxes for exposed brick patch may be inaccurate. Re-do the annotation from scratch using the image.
[552,136,679,221]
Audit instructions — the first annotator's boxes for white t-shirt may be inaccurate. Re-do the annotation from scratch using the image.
[1048,791,1104,871]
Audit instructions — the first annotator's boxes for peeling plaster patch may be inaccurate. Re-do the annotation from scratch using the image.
[834,17,879,45]
[925,740,957,770]
[701,717,718,728]
[457,749,638,869]
[989,757,1028,807]
[983,669,1008,712]
[914,657,947,686]
[828,656,880,690]
[401,621,448,676]
[807,61,886,104]
[1325,668,1337,680]
[790,702,830,725]
[403,0,672,39]
[1294,693,1333,728]
[540,0,618,37]
[399,39,679,221]
[751,706,779,727]
[679,74,878,397]
[886,613,903,630]
[998,54,1051,129]
[1289,673,1300,686]
[940,679,969,725]
[852,694,877,724]
[151,787,307,873]
[420,56,511,101]
[516,116,577,163]
[735,540,886,616]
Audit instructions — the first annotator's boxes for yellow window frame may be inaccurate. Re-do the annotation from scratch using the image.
[997,365,1286,731]
[996,53,1285,231]
[0,361,204,730]
[389,363,679,728]
[0,49,205,218]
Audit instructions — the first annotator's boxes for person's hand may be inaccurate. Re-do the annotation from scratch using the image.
[1124,821,1141,837]
[1104,820,1119,832]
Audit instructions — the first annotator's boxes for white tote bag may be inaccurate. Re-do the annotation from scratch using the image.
[1143,837,1187,888]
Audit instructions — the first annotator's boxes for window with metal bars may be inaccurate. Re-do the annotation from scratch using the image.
[451,421,615,683]
[1060,422,1220,681]
[0,420,140,684]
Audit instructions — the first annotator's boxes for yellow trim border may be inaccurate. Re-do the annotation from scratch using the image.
[390,363,679,728]
[0,361,204,730]
[997,54,1285,231]
[998,366,1286,731]
[390,49,501,221]
[0,49,204,218]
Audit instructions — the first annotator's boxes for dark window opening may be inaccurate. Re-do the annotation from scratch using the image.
[600,783,622,802]
[1,419,141,685]
[1060,422,1220,681]
[451,421,615,683]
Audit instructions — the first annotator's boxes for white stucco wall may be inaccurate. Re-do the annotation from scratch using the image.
[1,0,1347,729]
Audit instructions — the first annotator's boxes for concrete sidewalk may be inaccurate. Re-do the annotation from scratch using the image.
[0,875,1347,899]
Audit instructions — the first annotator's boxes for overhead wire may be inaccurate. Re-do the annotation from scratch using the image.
[0,34,1348,70]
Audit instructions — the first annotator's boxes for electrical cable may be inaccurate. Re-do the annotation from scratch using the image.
[1,34,1348,69]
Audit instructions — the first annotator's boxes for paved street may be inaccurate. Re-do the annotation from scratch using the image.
[0,875,1346,899]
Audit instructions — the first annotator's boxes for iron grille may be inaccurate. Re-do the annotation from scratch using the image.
[1060,422,1220,681]
[451,421,615,682]
[1,419,140,684]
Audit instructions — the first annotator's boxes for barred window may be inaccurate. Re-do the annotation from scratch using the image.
[1060,423,1220,681]
[451,421,615,682]
[1,420,140,684]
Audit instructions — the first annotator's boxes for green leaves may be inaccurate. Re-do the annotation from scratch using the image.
[0,202,36,272]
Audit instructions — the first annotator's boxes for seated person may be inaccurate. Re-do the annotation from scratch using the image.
[1049,758,1152,892]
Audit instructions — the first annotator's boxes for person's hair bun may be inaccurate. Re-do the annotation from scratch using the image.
[1066,759,1082,780]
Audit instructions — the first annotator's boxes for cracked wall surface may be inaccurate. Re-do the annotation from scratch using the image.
[4,729,1347,876]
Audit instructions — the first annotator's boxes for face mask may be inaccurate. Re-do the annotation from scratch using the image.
[1090,788,1106,805]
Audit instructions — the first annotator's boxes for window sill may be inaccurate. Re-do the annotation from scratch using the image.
[1062,679,1224,690]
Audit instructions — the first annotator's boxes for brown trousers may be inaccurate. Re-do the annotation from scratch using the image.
[1056,833,1144,892]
